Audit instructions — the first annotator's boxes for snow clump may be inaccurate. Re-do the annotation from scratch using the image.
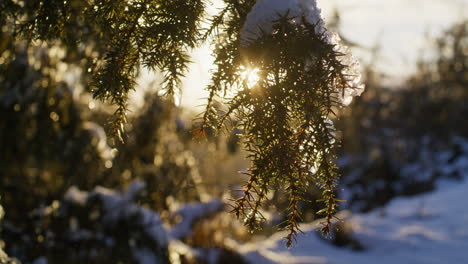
[240,0,364,106]
[240,0,325,45]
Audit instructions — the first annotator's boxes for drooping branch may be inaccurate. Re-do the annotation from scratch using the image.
[3,0,207,140]
[202,1,364,246]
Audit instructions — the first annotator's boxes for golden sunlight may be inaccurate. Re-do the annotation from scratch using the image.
[239,66,261,89]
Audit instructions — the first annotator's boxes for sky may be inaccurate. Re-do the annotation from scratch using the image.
[323,0,468,76]
[148,0,468,109]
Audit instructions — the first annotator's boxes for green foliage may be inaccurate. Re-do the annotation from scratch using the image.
[1,0,363,247]
[0,45,202,260]
[2,0,205,139]
[198,1,362,245]
[0,42,101,217]
[113,95,205,210]
[0,41,202,214]
[0,26,203,262]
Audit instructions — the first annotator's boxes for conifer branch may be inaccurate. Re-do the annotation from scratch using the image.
[204,5,364,246]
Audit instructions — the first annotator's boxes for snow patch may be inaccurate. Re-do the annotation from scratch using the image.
[169,200,224,240]
[64,181,168,247]
[240,0,364,106]
[241,0,324,45]
[240,176,468,264]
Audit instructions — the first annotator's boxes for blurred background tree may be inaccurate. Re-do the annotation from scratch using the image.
[0,1,212,262]
[336,19,468,213]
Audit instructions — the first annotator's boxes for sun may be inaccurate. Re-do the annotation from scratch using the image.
[239,66,261,89]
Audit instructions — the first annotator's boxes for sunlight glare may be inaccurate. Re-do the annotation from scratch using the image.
[239,66,261,89]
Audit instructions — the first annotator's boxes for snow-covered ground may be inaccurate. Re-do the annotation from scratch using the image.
[239,178,468,264]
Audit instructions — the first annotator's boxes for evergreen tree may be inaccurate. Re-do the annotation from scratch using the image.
[0,0,364,246]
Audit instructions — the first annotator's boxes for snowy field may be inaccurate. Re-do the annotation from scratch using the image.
[239,178,468,264]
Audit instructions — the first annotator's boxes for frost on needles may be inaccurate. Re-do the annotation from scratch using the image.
[200,0,364,247]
